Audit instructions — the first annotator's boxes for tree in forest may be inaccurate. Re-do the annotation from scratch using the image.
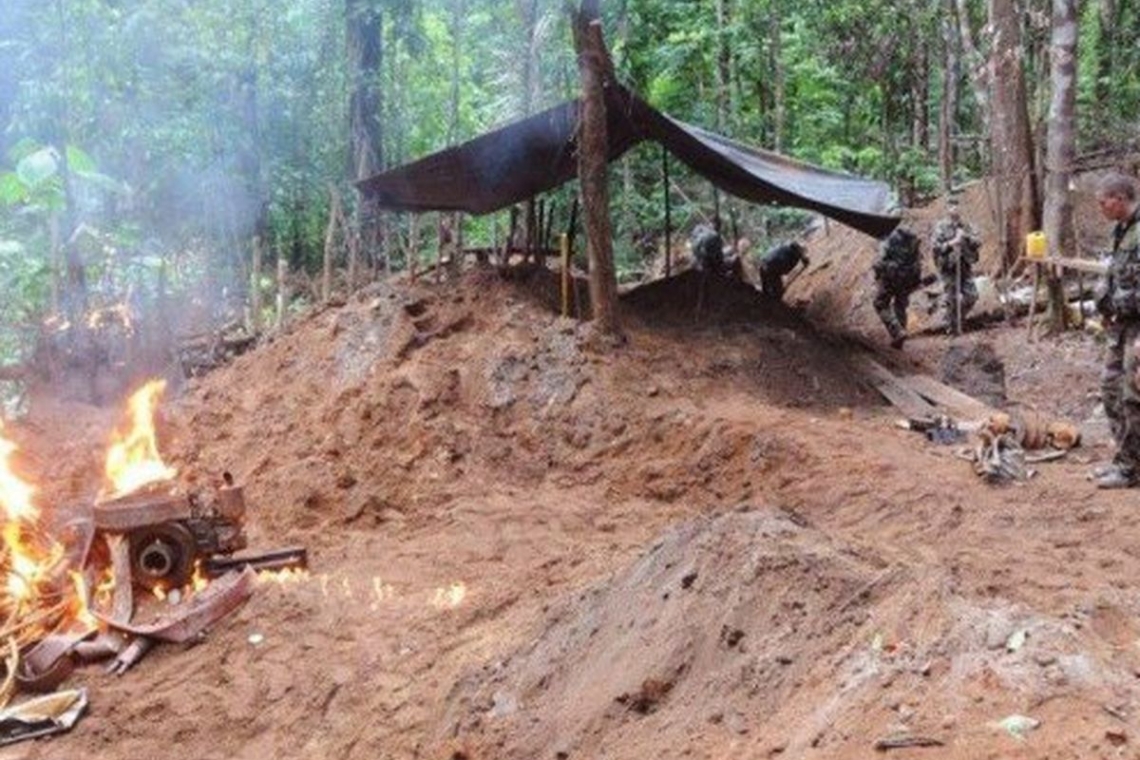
[987,0,1039,270]
[1043,0,1078,330]
[347,0,385,284]
[571,0,621,338]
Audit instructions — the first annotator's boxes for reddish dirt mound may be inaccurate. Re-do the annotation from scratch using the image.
[434,508,892,758]
[7,248,1140,760]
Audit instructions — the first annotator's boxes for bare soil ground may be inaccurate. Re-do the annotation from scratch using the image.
[4,181,1140,760]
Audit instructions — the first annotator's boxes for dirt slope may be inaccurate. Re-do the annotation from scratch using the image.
[5,246,1139,760]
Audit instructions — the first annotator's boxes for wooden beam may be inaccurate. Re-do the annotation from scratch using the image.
[1024,256,1107,276]
[847,353,939,419]
[899,373,996,421]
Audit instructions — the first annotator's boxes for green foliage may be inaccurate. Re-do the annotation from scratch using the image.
[0,0,1130,346]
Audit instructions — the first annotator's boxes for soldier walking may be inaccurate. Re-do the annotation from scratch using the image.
[872,227,928,349]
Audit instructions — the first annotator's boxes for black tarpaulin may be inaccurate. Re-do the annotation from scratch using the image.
[356,86,900,239]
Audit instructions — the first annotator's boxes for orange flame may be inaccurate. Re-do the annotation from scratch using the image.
[0,424,36,523]
[0,422,59,607]
[190,560,209,593]
[256,567,310,585]
[104,380,176,499]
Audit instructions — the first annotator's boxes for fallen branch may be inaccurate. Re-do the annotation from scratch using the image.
[874,734,945,751]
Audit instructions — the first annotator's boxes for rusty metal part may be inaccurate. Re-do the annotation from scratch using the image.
[215,485,245,522]
[105,637,154,676]
[72,633,127,662]
[92,481,250,602]
[17,628,95,693]
[55,515,95,573]
[106,532,134,624]
[93,490,191,532]
[95,566,255,644]
[129,521,197,589]
[203,546,308,577]
[16,654,74,694]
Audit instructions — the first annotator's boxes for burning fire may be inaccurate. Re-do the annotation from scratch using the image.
[0,421,62,624]
[104,379,177,499]
[256,567,310,585]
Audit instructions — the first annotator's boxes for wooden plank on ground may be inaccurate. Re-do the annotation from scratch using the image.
[899,373,997,421]
[846,353,938,419]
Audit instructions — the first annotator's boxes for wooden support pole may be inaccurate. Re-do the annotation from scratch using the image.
[276,254,288,329]
[347,217,359,293]
[250,235,263,333]
[561,233,571,317]
[1077,270,1086,328]
[453,211,464,274]
[322,184,341,303]
[663,145,672,278]
[505,206,519,268]
[1027,261,1042,342]
[436,213,445,284]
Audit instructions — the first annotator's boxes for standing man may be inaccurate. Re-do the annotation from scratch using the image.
[872,227,928,349]
[930,199,981,334]
[758,240,808,301]
[1093,172,1140,489]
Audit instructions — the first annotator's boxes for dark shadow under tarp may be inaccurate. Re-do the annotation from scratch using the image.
[356,86,900,239]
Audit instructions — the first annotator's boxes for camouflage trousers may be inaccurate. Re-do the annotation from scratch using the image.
[872,285,909,340]
[1101,321,1140,473]
[939,266,977,329]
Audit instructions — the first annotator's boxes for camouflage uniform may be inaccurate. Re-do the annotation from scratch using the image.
[930,216,980,332]
[690,225,726,274]
[758,241,808,301]
[872,228,923,348]
[1097,206,1140,479]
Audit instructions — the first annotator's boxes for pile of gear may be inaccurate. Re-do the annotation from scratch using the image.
[971,411,1081,483]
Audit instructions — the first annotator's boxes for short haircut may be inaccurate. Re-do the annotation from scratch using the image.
[1097,172,1137,201]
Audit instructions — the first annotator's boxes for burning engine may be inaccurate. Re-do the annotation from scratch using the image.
[91,477,247,589]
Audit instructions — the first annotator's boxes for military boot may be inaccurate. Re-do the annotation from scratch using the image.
[1095,465,1138,489]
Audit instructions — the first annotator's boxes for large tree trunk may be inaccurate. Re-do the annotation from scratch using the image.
[769,5,785,153]
[988,0,1037,270]
[571,0,621,337]
[939,0,960,192]
[1094,0,1117,135]
[955,0,991,138]
[347,0,383,181]
[713,0,731,229]
[449,0,465,145]
[911,21,930,155]
[347,0,383,282]
[1043,0,1079,330]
